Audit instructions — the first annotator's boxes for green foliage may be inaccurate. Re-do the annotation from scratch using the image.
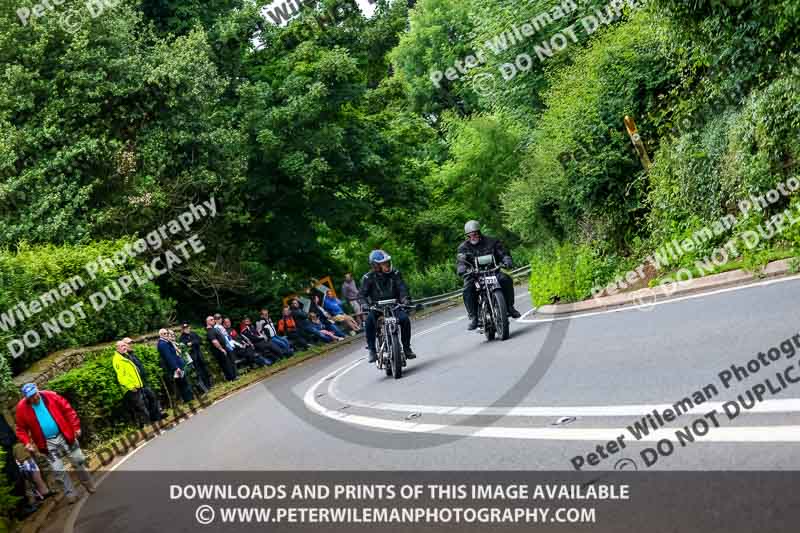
[0,241,173,370]
[47,344,177,441]
[0,446,18,526]
[529,242,621,306]
[405,262,461,298]
[504,10,677,250]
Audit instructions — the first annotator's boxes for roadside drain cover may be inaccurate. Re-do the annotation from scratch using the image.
[405,412,422,420]
[552,416,576,426]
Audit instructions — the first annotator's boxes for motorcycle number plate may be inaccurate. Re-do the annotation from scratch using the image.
[486,275,498,285]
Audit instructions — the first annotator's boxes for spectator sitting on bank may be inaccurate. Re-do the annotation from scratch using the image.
[157,329,194,403]
[308,312,345,342]
[15,446,52,507]
[0,415,45,518]
[310,294,347,338]
[179,323,213,390]
[323,290,360,333]
[256,308,295,355]
[278,306,312,350]
[240,318,285,360]
[206,316,238,381]
[113,340,165,428]
[224,318,273,367]
[341,272,364,328]
[290,299,333,344]
[14,384,95,504]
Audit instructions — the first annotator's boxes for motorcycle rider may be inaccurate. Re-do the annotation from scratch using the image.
[360,249,416,363]
[457,220,521,330]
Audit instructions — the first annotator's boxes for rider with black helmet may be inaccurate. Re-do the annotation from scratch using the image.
[457,220,521,330]
[360,250,416,363]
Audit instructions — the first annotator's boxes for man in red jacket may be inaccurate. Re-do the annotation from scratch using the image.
[15,383,95,504]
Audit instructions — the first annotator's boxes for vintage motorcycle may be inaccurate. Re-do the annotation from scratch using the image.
[463,253,510,341]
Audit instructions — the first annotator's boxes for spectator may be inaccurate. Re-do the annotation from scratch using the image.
[113,340,164,428]
[16,447,52,506]
[240,318,285,360]
[278,306,311,350]
[289,298,327,342]
[0,415,44,518]
[157,329,194,402]
[206,316,238,381]
[290,299,332,344]
[256,309,295,355]
[308,312,344,341]
[14,384,95,504]
[179,323,213,390]
[168,328,209,397]
[121,337,150,386]
[223,318,273,368]
[341,273,364,327]
[323,290,360,333]
[309,294,347,338]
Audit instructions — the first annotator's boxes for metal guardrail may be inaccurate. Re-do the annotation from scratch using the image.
[414,265,532,309]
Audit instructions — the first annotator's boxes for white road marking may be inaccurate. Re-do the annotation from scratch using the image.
[518,273,800,323]
[305,380,800,442]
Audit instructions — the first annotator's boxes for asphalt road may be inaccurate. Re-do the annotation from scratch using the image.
[101,275,800,473]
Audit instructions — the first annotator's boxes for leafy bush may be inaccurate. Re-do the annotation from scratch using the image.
[503,10,677,250]
[47,345,165,441]
[529,242,621,307]
[0,241,174,372]
[405,262,461,298]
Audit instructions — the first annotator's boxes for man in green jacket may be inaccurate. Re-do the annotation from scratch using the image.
[113,341,164,427]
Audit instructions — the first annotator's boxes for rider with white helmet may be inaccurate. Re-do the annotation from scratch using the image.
[457,220,521,330]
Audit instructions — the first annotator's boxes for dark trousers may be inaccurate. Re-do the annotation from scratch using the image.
[173,375,193,402]
[365,309,411,351]
[213,349,238,381]
[286,330,310,351]
[192,355,213,390]
[463,271,515,317]
[125,388,162,426]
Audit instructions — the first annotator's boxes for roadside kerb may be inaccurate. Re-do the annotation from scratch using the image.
[537,259,796,315]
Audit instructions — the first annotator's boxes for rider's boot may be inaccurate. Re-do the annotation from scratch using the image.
[404,346,416,359]
[368,348,378,363]
[508,307,521,319]
[467,315,478,330]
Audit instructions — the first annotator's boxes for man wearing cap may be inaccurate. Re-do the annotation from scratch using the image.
[113,340,164,427]
[14,384,95,503]
[179,323,212,390]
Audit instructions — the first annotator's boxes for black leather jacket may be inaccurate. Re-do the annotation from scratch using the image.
[456,236,513,276]
[359,270,410,305]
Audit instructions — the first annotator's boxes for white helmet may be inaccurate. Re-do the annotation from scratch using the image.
[464,220,481,235]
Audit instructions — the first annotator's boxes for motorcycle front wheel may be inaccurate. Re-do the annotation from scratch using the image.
[390,330,403,379]
[492,289,510,340]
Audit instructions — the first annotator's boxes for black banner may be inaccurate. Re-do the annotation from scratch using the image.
[72,471,798,532]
